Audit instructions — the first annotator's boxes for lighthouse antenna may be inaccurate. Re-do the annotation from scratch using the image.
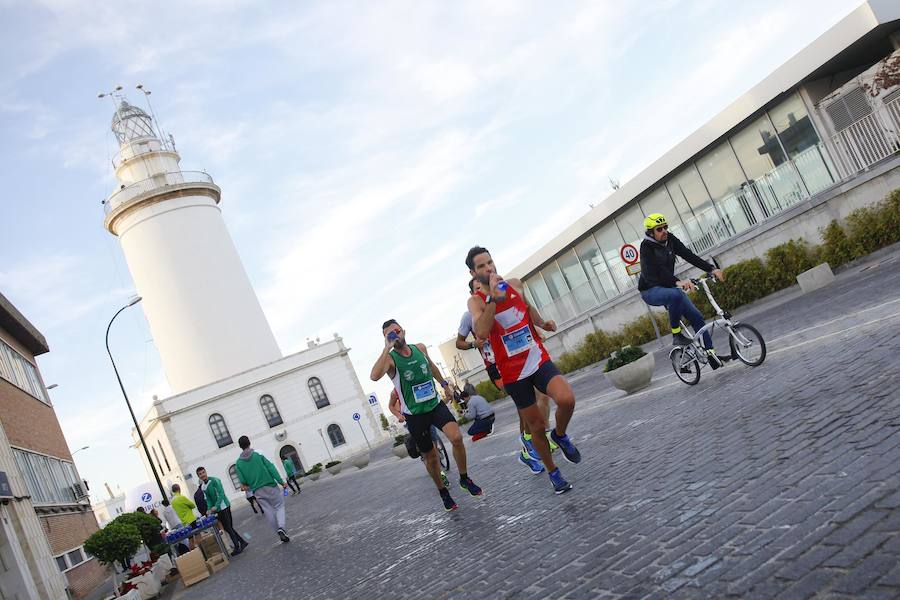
[136,84,171,151]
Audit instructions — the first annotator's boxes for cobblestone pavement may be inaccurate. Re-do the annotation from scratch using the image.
[175,251,900,599]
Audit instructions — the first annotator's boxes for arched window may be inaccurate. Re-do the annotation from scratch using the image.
[327,423,346,447]
[309,377,330,409]
[259,394,283,427]
[208,413,233,448]
[228,465,241,491]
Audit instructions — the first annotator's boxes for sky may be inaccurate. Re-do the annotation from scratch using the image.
[0,0,862,501]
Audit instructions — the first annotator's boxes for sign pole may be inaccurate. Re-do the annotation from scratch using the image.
[620,243,663,348]
[352,412,370,448]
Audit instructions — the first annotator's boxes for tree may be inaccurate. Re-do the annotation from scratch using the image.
[380,413,389,431]
[84,521,142,571]
[114,512,166,554]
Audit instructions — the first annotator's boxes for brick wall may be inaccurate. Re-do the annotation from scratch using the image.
[40,511,100,555]
[65,558,110,600]
[0,379,72,459]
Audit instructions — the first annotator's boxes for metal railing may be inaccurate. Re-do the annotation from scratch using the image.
[829,97,900,178]
[104,171,215,214]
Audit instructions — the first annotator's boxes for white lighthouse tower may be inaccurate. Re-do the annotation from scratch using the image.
[103,99,282,394]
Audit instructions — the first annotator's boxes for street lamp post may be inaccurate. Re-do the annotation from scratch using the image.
[72,446,89,456]
[317,428,333,461]
[105,297,167,502]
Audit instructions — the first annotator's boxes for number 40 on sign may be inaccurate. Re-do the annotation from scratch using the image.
[620,243,641,276]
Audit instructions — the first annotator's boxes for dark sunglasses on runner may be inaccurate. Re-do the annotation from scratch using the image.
[655,225,669,232]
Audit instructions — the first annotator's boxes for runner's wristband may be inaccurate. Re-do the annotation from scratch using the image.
[485,296,493,304]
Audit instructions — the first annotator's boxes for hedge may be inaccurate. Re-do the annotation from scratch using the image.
[554,188,900,373]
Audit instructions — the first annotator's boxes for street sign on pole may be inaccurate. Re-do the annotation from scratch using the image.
[352,412,361,421]
[367,393,378,406]
[620,243,639,265]
[355,416,370,448]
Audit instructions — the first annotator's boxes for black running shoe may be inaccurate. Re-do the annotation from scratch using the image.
[708,351,723,370]
[277,528,290,543]
[459,476,483,497]
[439,488,458,512]
[672,332,691,346]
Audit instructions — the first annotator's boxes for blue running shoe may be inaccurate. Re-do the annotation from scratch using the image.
[518,451,545,475]
[549,468,573,494]
[550,430,581,464]
[459,476,483,497]
[520,434,541,461]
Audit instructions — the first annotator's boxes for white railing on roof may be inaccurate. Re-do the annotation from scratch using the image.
[104,171,214,214]
[829,97,900,178]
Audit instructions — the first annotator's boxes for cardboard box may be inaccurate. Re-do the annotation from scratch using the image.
[199,531,224,558]
[175,549,209,587]
[206,553,229,574]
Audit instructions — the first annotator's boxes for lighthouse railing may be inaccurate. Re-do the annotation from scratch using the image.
[104,171,215,214]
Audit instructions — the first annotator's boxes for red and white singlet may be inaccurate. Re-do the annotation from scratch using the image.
[476,286,550,383]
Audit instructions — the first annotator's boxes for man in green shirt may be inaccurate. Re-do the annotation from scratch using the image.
[370,319,482,512]
[236,435,290,543]
[197,467,248,556]
[282,458,300,495]
[170,484,198,526]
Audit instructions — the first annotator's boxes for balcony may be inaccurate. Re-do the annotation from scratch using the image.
[104,171,217,215]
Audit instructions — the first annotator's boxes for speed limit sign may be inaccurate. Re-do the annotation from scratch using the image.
[620,243,639,265]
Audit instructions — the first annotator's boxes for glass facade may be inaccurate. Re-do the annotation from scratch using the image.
[13,449,79,505]
[519,92,838,327]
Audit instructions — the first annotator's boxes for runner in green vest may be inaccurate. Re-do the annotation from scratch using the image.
[370,319,483,512]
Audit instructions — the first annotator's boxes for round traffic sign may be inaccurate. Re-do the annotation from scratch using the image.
[620,243,639,265]
[352,412,361,421]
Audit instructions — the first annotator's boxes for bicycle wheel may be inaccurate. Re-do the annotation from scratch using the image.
[728,323,766,366]
[435,434,450,471]
[670,347,700,385]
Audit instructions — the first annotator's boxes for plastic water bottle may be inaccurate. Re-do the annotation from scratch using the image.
[387,331,399,342]
[496,281,508,292]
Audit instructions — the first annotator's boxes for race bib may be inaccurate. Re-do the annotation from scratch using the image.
[481,340,496,364]
[412,380,437,403]
[501,324,536,356]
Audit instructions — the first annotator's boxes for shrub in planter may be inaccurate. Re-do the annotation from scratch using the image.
[325,460,341,469]
[309,463,323,473]
[393,434,406,447]
[764,239,814,291]
[114,512,165,552]
[604,345,647,373]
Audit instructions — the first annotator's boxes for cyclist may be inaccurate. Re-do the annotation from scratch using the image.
[638,213,727,368]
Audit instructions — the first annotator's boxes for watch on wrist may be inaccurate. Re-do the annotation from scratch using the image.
[485,295,493,304]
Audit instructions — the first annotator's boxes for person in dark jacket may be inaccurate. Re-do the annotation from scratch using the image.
[638,213,727,368]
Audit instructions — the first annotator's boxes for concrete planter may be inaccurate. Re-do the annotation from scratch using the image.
[351,452,370,469]
[326,463,343,476]
[604,353,655,393]
[392,444,409,459]
[308,471,321,481]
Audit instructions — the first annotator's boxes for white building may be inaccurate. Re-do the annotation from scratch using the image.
[91,493,126,528]
[101,96,384,503]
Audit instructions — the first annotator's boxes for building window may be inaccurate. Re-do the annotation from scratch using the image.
[228,465,241,490]
[12,448,79,505]
[208,414,233,448]
[327,424,346,447]
[151,446,165,475]
[259,394,283,427]
[308,378,330,409]
[0,340,50,404]
[157,441,171,471]
[54,546,90,573]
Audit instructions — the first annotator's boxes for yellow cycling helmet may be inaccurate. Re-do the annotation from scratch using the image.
[644,213,667,230]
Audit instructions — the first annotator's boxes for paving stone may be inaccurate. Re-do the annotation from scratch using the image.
[171,257,900,600]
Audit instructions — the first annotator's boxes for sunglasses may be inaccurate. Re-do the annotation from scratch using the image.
[654,225,669,232]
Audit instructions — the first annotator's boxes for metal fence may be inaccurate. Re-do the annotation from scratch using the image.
[830,97,900,178]
[104,171,214,214]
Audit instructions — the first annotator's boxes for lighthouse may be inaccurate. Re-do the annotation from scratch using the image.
[103,99,281,394]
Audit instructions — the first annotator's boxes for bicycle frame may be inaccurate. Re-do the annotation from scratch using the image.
[673,277,740,367]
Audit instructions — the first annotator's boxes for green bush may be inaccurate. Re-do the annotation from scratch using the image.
[764,239,814,291]
[113,512,164,550]
[380,414,390,431]
[819,220,859,268]
[845,190,900,255]
[392,435,406,447]
[714,258,773,308]
[325,460,341,468]
[619,313,669,347]
[84,521,141,569]
[604,346,647,372]
[309,463,323,473]
[475,380,507,402]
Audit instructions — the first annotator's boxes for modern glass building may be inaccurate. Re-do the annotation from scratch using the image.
[509,0,900,335]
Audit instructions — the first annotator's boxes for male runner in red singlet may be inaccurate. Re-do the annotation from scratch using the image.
[466,246,580,494]
[456,278,554,474]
